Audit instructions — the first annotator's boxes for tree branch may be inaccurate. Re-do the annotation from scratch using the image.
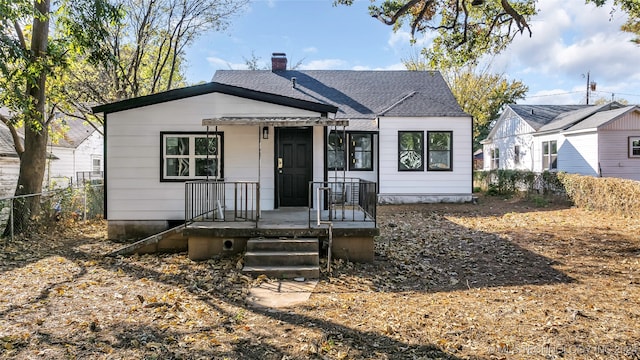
[500,0,531,36]
[13,20,27,50]
[0,113,25,156]
[372,0,424,26]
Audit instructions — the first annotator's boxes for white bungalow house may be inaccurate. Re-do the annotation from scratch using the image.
[0,120,20,198]
[46,117,104,188]
[481,102,640,180]
[0,111,103,197]
[92,53,472,249]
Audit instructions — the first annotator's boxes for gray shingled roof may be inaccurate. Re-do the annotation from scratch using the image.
[0,121,18,157]
[213,70,467,119]
[509,104,590,130]
[49,117,98,148]
[566,105,638,131]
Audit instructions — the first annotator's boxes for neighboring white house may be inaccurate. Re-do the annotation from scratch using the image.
[482,102,640,180]
[0,110,103,197]
[0,120,20,198]
[93,53,473,240]
[46,117,104,188]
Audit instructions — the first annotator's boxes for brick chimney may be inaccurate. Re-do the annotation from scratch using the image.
[271,52,287,71]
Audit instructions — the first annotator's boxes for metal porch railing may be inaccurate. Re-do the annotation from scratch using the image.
[185,180,259,224]
[308,177,377,226]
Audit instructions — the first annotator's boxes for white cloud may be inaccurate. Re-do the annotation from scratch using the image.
[489,0,640,104]
[303,47,318,53]
[206,56,251,70]
[352,62,406,71]
[299,59,347,70]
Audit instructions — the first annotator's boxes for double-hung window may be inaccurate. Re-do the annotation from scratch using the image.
[327,131,345,170]
[629,137,640,158]
[491,148,500,169]
[427,131,452,171]
[349,133,373,170]
[398,131,424,171]
[542,140,557,170]
[161,132,223,181]
[327,131,374,171]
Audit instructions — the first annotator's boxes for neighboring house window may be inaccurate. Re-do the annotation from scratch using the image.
[398,131,424,171]
[91,156,102,174]
[161,132,223,181]
[630,137,640,158]
[349,133,373,170]
[327,131,345,170]
[514,145,520,165]
[542,140,557,170]
[427,131,452,171]
[491,148,500,169]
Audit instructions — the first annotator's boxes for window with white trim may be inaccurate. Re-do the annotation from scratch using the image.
[629,137,640,158]
[91,156,102,175]
[514,145,520,165]
[542,140,557,170]
[161,132,223,181]
[491,148,500,169]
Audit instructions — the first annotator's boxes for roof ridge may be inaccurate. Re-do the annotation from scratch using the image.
[377,91,418,116]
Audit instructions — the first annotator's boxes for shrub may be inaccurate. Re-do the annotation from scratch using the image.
[557,173,640,217]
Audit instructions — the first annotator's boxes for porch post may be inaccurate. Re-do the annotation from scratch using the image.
[258,125,262,219]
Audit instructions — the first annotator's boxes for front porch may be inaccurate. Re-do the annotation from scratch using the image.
[183,178,379,263]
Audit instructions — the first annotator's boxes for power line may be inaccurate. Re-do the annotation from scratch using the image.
[523,91,583,99]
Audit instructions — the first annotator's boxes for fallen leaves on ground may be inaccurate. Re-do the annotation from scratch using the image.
[0,195,639,359]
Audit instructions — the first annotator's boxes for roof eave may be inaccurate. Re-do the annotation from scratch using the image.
[92,82,338,115]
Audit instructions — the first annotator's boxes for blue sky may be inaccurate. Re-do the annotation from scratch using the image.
[185,0,640,105]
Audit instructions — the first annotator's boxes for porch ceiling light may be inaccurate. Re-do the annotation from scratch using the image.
[262,126,269,139]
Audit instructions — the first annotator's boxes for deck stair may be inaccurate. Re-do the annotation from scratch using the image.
[242,237,320,279]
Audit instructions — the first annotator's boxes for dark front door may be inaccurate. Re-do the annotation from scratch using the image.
[277,127,313,207]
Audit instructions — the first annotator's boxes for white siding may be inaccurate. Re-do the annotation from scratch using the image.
[378,116,472,200]
[0,157,19,198]
[106,92,321,221]
[532,133,563,173]
[47,130,104,188]
[599,130,640,181]
[560,132,599,176]
[482,108,536,171]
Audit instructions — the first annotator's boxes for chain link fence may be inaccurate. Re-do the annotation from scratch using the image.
[0,184,104,241]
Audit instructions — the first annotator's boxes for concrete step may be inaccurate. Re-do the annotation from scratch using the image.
[242,266,320,279]
[246,237,318,252]
[244,251,319,267]
[243,238,320,279]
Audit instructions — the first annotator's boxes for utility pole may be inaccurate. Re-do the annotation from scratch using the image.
[586,71,590,105]
[585,71,597,105]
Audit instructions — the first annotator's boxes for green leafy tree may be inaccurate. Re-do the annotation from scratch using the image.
[338,0,639,66]
[0,0,120,235]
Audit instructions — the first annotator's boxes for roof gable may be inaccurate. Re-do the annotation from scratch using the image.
[92,82,338,115]
[212,70,467,119]
[483,106,536,142]
[49,117,100,148]
[510,104,590,130]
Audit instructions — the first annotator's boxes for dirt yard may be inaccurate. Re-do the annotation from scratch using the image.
[1,195,639,359]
